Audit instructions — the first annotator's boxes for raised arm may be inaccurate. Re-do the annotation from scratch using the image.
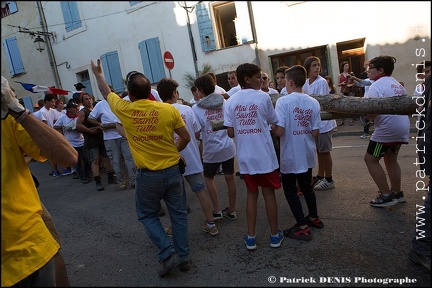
[90,59,111,100]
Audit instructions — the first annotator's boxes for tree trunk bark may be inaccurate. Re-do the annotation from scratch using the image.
[269,94,418,120]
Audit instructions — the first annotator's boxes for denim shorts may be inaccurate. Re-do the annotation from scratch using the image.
[184,172,205,193]
[87,145,108,162]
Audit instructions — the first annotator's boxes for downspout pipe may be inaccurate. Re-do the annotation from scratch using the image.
[247,1,260,66]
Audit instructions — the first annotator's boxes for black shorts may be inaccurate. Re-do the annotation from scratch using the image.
[366,140,401,158]
[203,157,235,178]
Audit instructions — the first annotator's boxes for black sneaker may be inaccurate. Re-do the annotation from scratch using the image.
[158,252,182,277]
[72,172,80,179]
[94,176,104,190]
[370,192,398,207]
[107,172,117,184]
[283,225,312,241]
[213,211,223,220]
[393,191,406,203]
[409,250,431,272]
[306,216,324,229]
[222,207,237,220]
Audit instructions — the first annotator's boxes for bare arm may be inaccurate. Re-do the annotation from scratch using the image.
[87,117,102,127]
[227,127,234,138]
[194,131,200,140]
[90,59,111,100]
[174,126,191,152]
[116,123,127,138]
[271,124,285,137]
[12,112,78,167]
[76,110,101,135]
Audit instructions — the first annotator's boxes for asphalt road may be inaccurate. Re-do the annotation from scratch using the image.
[33,124,430,287]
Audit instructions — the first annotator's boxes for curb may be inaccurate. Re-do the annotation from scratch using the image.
[334,127,418,137]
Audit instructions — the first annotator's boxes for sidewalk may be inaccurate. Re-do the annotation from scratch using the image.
[333,116,418,137]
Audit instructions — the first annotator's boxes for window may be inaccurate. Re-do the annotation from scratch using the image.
[138,37,165,84]
[1,1,18,19]
[336,38,365,77]
[3,36,25,76]
[77,71,93,96]
[196,1,253,51]
[100,51,124,93]
[271,46,329,77]
[60,2,82,32]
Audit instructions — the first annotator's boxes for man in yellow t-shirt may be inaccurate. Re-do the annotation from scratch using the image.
[1,76,78,286]
[90,60,191,277]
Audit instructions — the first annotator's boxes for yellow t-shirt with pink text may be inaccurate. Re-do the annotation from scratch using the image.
[107,92,185,170]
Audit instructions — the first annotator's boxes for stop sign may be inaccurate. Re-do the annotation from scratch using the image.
[163,51,175,70]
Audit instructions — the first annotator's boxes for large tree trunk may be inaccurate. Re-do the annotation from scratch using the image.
[270,94,419,120]
[212,94,419,131]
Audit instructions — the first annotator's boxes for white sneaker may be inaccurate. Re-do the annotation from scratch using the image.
[360,133,370,139]
[313,179,335,190]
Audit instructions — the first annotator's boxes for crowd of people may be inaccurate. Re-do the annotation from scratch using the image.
[1,56,430,285]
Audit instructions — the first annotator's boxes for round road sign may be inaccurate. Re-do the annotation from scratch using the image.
[163,51,175,70]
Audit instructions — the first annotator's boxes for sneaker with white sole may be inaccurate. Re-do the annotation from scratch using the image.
[222,207,237,220]
[244,234,257,250]
[52,170,61,177]
[269,230,284,248]
[360,133,370,139]
[313,179,335,190]
[370,192,398,207]
[393,191,406,203]
[202,224,219,236]
[61,168,73,176]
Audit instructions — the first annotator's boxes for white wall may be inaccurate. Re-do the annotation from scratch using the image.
[4,1,429,104]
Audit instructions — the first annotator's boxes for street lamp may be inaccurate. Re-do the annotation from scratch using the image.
[18,27,54,53]
[34,35,45,52]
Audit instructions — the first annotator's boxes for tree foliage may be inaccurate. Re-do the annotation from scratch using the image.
[182,62,213,88]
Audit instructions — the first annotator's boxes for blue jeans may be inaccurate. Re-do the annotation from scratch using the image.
[281,168,318,226]
[135,164,189,262]
[104,137,136,186]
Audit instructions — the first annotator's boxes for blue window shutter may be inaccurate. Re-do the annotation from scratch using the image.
[146,38,165,83]
[3,37,25,75]
[138,40,153,82]
[61,2,82,32]
[22,96,33,111]
[100,51,123,93]
[196,3,216,52]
